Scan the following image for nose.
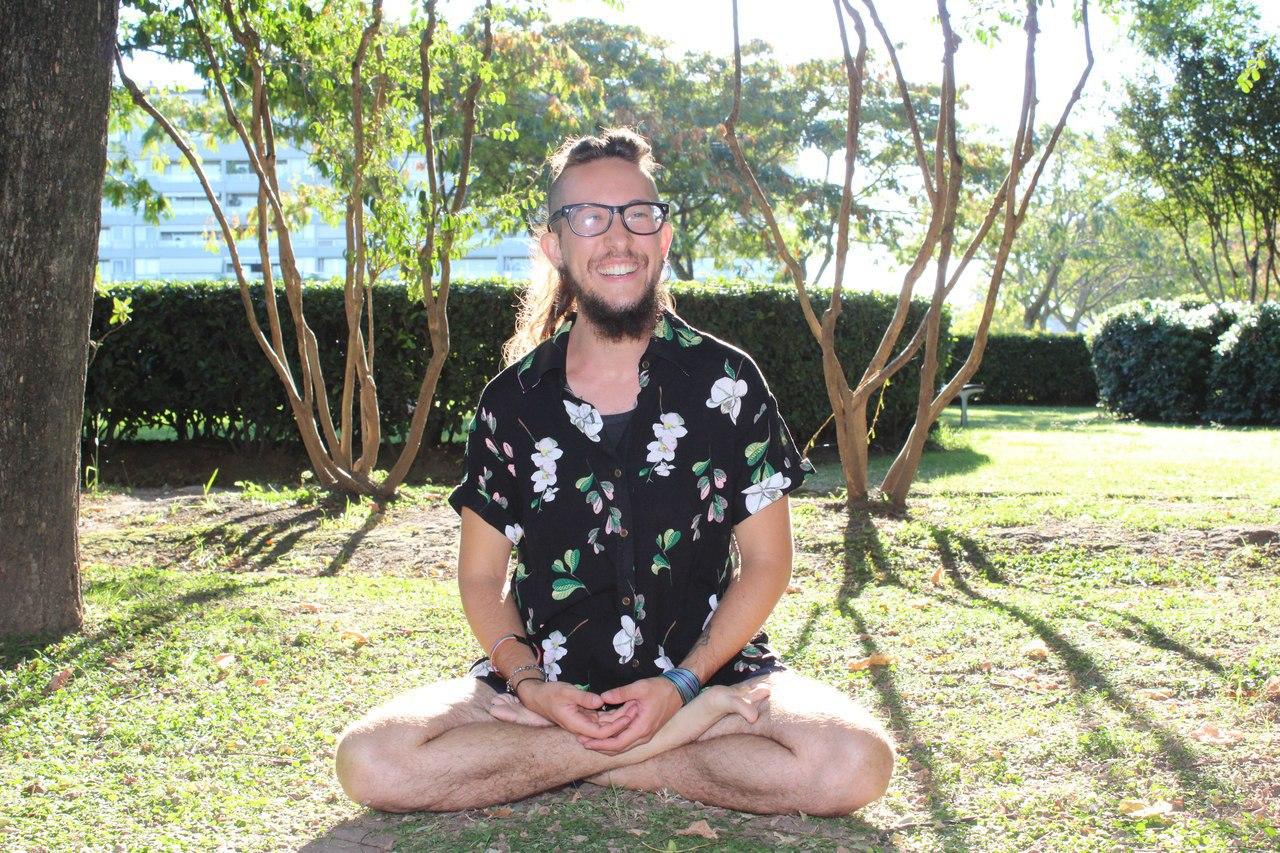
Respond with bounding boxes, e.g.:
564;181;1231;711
600;211;632;247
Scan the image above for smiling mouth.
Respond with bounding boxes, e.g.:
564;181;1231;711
596;259;641;277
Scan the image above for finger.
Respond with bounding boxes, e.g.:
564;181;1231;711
596;700;638;724
579;725;652;754
570;690;606;710
559;705;634;739
598;685;633;704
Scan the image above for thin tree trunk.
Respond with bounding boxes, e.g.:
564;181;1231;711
0;0;119;638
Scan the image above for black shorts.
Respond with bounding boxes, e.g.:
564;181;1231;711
471;656;787;697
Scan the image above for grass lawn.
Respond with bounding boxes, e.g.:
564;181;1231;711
3;406;1278;851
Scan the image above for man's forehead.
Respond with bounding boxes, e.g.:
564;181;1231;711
552;158;660;206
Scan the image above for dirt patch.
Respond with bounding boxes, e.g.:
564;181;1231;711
986;521;1280;562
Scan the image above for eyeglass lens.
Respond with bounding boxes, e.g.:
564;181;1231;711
567;203;665;236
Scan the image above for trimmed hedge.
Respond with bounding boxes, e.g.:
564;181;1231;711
1090;299;1244;423
87;280;950;452
1205;303;1280;425
950;333;1096;405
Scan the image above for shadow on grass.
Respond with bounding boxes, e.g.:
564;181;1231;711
834;514;970;847
196;506;328;570
319;511;386;576
1091;605;1226;677
929;525;1229;797
0;571;285;728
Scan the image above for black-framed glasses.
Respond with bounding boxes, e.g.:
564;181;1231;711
548;201;670;237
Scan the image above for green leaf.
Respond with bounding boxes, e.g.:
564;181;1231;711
575;473;595;492
745;440;768;466
551;578;586;600
662;529;681;551
565;548;580;571
692;458;710;475
551;559;566;574
651;553;670;573
724;359;736;380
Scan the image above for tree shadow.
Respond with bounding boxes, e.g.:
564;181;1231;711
837;510;900;609
196;507;328;571
844;601;971;849
787;601;826;660
319;511;386;577
929;525;1228;797
0;573;284;728
1090;605;1226;677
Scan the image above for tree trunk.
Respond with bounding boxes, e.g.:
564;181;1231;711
0;0;119;638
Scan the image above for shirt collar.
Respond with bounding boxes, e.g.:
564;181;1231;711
516;306;697;394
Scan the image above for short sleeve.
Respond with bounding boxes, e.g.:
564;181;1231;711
728;355;813;527
447;387;523;545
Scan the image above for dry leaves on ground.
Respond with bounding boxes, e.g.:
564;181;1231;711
1135;687;1174;700
1263;675;1280;702
339;627;370;646
848;653;896;671
675;819;718;840
930;565;946;586
1020;638;1050;661
1187;723;1244;745
213;653;236;670
1118;799;1173;819
44;667;73;695
992;668;1065;694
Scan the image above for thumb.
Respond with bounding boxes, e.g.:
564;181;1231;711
573;690;605;709
599;684;633;704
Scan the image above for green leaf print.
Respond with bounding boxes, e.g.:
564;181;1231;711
724;358;736;380
655;315;672;340
692;458;710;476
745;439;768;466
661;529;681;551
575;473;595;492
551;578;586;600
551;558;567;574
651;553;670;574
565;548;580;571
675;327;702;347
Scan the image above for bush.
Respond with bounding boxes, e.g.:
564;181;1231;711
1090;299;1242;422
1204;303;1280;425
950;333;1096;405
87;280;949;453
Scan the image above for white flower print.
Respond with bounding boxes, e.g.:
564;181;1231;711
612;615;643;664
542;485;558;502
544;658;562;681
531;466;556;494
504;523;523;545
531;437;562;471
654;412;687;442
541;630;568;681
654;645;675;672
564;400;603;443
652;461;674;477
469;659;496;677
742;471;792;515
703;594;718;630
645;436;676;471
706;375;748;424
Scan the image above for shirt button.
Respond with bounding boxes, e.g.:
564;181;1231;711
631;660;640;668
622;596;632;606
641;359;649;369
620;528;628;538
613;467;623;478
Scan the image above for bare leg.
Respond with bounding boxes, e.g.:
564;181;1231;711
335;678;769;813
584;670;895;817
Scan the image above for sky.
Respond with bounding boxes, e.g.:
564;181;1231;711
125;0;1279;298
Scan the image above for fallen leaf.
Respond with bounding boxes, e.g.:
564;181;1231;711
848;653;895;671
22;780;46;795
300;602;324;613
1135;687;1174;701
1263;675;1280;702
785;584;801;594
908;598;932;610
626;829;646;837
675;819;718;840
977;661;994;673
929;565;946;586
1187;723;1243;745
1118;799;1173;819
339;628;370;646
1020;639;1049;661
44;667;72;695
213;653;237;670
253;677;268;687
484;806;514;818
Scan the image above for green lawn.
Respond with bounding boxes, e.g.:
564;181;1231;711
3;407;1278;850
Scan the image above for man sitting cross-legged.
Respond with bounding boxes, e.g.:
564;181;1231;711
334;128;895;816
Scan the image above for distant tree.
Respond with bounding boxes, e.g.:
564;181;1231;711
1118;0;1279;303
1;0;120;638
997;132;1187;330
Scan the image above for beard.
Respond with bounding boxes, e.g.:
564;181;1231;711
560;262;663;342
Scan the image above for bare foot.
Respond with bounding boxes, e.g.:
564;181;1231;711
488;692;553;727
698;681;772;725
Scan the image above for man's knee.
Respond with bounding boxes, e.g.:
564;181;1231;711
335;722;437;813
807;724;896;816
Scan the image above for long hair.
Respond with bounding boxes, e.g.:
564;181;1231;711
501;128;677;366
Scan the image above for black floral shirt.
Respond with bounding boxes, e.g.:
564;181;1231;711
447;307;814;693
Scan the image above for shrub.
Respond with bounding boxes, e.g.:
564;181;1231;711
87;280;949;453
1090;299;1242;422
951;333;1096;405
1205;303;1280;425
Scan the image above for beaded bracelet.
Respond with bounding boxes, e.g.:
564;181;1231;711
660;667;701;705
506;663;546;696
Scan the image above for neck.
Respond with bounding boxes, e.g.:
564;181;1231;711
565;311;653;380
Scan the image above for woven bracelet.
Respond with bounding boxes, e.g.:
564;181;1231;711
660;668;701;705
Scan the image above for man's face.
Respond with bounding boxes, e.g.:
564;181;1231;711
540;157;674;342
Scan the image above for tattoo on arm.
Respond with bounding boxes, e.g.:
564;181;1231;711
691;627;711;652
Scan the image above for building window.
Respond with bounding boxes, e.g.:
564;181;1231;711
225;160;252;175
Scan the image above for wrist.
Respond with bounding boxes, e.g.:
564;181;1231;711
513;674;546;704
